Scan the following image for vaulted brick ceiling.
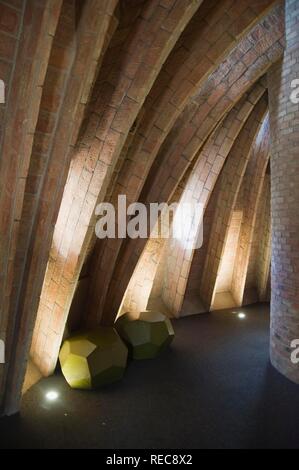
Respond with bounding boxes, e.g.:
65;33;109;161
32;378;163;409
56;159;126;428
1;0;297;417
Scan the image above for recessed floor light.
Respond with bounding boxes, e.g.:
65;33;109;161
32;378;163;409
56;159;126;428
45;391;59;401
238;313;246;320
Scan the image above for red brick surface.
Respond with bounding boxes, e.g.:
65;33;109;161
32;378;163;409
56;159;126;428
87;2;283;325
268;0;299;384
100;10;284;325
0;0;297;416
0;0;63;414
29;0;201;378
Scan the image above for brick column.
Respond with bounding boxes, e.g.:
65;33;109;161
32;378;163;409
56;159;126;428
268;0;299;383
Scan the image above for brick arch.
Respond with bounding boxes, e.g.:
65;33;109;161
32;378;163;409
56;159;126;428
242;173;271;305
99;17;284;325
268;0;299;384
230;115;270;307
0;0;63;416
120;171;188;316
199;96;268;310
122;81;266;316
159;85;268;316
86;1;283;323
0;0;118;416
30;0;202;378
121;91;271;318
177;103;270;316
183;154;270;313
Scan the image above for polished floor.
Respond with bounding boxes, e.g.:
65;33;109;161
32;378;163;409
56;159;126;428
1;303;299;449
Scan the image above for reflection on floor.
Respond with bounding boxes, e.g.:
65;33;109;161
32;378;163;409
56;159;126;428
1;303;299;449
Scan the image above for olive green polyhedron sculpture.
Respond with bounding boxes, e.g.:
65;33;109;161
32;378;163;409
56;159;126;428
115;311;175;360
59;327;128;390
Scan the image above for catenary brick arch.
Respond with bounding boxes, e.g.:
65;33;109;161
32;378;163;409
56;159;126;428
199;103;268;311
0;0;63;415
1;0;295;419
123;82;267;316
30;0;202;378
159;88;269;315
230;115;270;307
243;173;271;305
99;13;284;326
169;107;270;316
86;1;283;324
268;0;299;384
0;0;119;416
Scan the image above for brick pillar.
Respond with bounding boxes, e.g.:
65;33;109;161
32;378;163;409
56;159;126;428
268;0;299;383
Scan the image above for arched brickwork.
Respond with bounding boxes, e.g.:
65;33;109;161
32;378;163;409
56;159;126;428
243;173;271;305
28;0;119;378
0;0;63;415
199;96;268;310
0;0;118;416
121;85;263;316
177;82;266;306
0;0;295;417
183;139;271;313
99;13;284;325
86;0;282;323
121;176;186;316
30;0;202;378
268;0;299;384
231;115;270;306
159;85;268;316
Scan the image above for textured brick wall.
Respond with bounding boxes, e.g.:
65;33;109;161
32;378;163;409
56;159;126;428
231;115;270;305
214;210;243;297
243;174;271;305
125;90;272;317
0;0;26;409
122;178;185;316
0;0;22;144
86;0;281;323
256;175;272;302
100;9;284;325
160;83;267;316
0;0;63;416
31;0;201;376
29;0;119;378
268;0;299;383
0;0;292;416
199;95;267;310
0;0;118;416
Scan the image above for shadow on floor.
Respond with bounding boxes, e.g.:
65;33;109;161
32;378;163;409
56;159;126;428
0;303;299;449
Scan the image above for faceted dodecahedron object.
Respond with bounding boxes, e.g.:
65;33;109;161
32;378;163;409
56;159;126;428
59;327;128;390
115;311;175;360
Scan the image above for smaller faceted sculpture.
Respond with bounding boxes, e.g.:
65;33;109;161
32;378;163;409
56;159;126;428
59;327;128;390
115;311;175;360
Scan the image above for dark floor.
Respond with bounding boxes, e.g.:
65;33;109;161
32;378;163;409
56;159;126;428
1;303;299;449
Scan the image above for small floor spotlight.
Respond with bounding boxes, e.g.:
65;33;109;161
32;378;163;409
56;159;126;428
238;313;246;320
45;391;59;401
